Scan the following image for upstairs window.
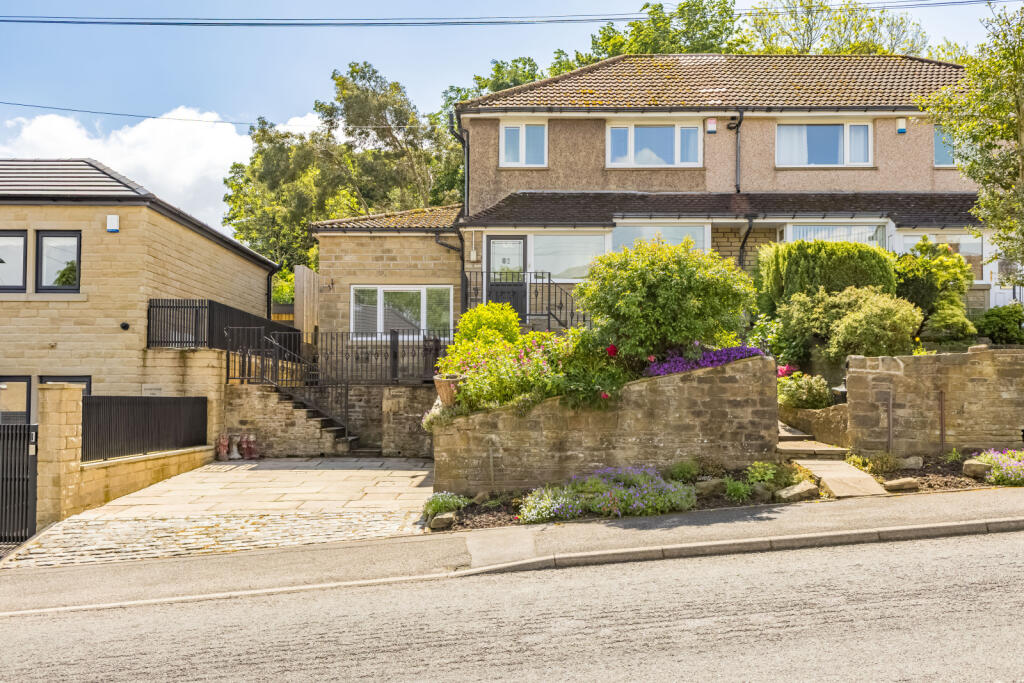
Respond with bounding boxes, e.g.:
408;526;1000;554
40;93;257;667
500;122;546;167
0;230;26;292
607;123;702;167
776;123;872;167
934;125;956;167
36;231;81;292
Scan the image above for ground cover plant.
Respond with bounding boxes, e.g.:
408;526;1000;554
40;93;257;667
976;449;1024;485
423;491;471;517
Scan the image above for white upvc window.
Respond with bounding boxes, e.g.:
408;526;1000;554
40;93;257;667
611;224;711;251
785;222;888;249
350;285;453;336
897;231;985;281
499;121;547;167
776;122;873;167
606;122;703;168
933;125;956;167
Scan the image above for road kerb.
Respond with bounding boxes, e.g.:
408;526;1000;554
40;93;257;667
662;538;772;558
985;518;1024;533
769;530;881;550
876;520;990;541
553;547;664;568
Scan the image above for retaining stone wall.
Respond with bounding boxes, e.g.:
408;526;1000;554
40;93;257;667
433;355;778;495
846;346;1024;456
223;385;350;457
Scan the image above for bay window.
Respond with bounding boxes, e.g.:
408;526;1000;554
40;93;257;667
351;285;452;335
533;234;606;280
607;123;702;167
500;122;547;167
0;230;26;292
776;123;872;167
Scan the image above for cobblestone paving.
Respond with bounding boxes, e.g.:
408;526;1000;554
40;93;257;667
2;458;432;568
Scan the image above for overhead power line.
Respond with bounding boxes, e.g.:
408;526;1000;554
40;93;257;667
0;0;1018;27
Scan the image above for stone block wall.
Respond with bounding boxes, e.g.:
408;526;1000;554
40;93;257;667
846;346;1024;457
433;355;778;495
711;226;778;271
36;383;214;527
223;384;350;457
778;404;850;448
381;386;437;457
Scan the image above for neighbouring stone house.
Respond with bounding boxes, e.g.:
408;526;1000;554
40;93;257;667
310;53;1017;334
0;158;278;429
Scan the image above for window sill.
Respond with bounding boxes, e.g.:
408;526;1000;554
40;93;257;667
605;165;704;170
498;165;548;170
934;165;958;170
0;292;88;302
775;166;877;170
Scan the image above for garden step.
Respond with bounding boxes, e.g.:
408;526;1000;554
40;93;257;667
349;447;383;458
792;459;887;499
777;440;849;459
778;421;810;442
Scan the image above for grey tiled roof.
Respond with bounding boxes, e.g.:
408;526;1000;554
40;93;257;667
312;204;462;232
457;54;964;112
464;192;980;228
0;159;151;197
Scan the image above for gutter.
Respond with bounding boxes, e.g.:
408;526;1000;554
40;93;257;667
457;105;922;115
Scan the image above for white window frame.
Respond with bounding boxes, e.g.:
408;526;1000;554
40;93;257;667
349;284;454;337
933;124;957;168
775;120;874;168
895;229;989;284
605;121;704;168
783;218;892;249
611;220;712;252
499;120;548;168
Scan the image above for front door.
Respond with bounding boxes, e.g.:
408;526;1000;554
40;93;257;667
487;236;527;322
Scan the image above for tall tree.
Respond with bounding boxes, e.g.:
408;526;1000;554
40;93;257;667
739;0;928;55
922;6;1024;285
442;57;546;110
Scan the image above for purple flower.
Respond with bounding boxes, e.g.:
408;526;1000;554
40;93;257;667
644;345;764;377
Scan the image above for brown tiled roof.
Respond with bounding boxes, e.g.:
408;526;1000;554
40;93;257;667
456;54;963;112
464;192;979;228
311;204;462;233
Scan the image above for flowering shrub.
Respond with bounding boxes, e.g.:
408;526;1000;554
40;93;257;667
423;492;471;517
645;345;764;377
518;487;586;523
777;372;832;409
976;449;1024;486
548;327;634;409
452;301;520;344
777;364;796;378
518;466;696;524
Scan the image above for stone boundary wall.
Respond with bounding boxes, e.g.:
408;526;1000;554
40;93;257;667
223;383;436;458
433;355;778;495
846;346;1024;457
37;383;214;527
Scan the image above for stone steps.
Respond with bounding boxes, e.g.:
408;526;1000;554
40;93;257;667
778;421;810;443
776;440;849;459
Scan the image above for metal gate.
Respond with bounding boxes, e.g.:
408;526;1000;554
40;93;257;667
1;424;37;542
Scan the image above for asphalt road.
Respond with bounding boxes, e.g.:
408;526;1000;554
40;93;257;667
3;532;1024;681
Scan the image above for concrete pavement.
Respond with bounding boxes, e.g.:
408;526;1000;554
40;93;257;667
2;531;1023;680
1;486;1022;614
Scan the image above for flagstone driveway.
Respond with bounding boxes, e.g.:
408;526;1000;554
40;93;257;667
2;458;433;569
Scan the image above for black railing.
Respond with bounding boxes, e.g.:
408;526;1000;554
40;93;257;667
82;396;208;462
463;271;589;329
148;299;298;351
0;424;37;542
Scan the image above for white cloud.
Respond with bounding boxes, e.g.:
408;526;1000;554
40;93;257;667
281;112;322;133
0;107;296;232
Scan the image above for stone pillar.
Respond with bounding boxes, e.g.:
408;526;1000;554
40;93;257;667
36;383;84;528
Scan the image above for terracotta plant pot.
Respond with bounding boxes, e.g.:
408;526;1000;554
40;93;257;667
433;374;464;407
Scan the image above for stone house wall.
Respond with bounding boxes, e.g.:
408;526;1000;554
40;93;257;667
433;355;778;495
0;202;270;421
845;346;1024;456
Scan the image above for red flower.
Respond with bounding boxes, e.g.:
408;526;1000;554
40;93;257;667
647;355;656;363
600;391;610;399
606;344;618;357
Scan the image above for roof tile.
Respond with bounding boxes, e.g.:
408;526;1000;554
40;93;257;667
312;204;462;232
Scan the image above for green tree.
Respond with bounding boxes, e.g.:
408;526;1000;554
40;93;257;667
921;6;1024;286
738;0;928;55
442;57;546;110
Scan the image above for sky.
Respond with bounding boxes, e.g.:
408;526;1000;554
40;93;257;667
0;0;1012;232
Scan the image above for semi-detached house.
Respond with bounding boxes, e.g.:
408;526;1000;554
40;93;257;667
312;53;1014;336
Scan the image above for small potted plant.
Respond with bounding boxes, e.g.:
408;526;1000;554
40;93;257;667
433;372;464;407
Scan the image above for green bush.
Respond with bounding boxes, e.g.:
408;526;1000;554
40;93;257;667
723;477;752;503
547;327;634;409
745;461;777;485
453;302;520;344
777;371;833;409
573;238;754;361
776;287;923;364
663;460;701;483
894;236;973;317
755;240;896;315
423;492;471;517
976;302;1024;344
919;296;977;342
826;292;923;360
